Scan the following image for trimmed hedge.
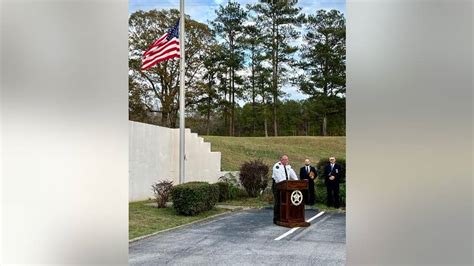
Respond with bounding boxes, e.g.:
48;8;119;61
171;181;219;216
228;184;248;200
217;182;230;202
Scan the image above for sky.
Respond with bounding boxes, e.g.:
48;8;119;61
129;0;345;101
129;0;345;24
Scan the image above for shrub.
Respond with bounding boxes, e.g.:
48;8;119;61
219;171;248;201
315;179;327;204
228;184;248;200
314;179;346;207
239;160;269;197
151;180;173;208
316;157;346;183
228;184;238;200
216;182;230;202
339;183;346;207
209;183;220;208
259;187;274;204
236;187;248;199
171;181;219;216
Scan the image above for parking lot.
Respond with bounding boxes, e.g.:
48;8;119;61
129;208;346;265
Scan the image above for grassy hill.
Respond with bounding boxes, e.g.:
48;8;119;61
202;136;346;171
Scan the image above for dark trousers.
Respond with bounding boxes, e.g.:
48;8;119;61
326;182;340;208
272;179;280;223
304;179;315;205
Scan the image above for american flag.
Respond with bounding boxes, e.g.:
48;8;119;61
141;19;180;71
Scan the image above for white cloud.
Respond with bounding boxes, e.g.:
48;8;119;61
283;84;308;101
299;0;345;16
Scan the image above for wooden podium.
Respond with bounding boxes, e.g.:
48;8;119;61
276;180;310;228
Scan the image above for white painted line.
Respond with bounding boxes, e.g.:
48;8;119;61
306;211;325;223
274;211;326;241
275;227;299;241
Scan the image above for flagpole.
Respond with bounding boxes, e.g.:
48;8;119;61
179;0;185;184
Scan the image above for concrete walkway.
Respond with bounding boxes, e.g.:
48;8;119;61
129;208;346;265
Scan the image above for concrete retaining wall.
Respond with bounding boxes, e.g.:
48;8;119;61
129;121;222;201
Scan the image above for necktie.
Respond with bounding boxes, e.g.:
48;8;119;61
307;166;310;174
284;165;288;180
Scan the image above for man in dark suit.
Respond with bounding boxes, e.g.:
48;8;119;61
299;159;317;205
324;156;343;208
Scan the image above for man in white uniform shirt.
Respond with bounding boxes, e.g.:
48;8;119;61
272;155;298;224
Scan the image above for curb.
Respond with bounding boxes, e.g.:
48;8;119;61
129;208;240;243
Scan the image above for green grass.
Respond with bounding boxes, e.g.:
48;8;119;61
314;203;342;212
218;197;272;208
129;201;228;240
202;136;345;171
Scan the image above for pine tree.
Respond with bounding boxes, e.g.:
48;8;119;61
211;1;247;136
248;0;305;136
299;9;346;136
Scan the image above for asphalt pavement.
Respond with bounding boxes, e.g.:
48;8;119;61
129;208;346;265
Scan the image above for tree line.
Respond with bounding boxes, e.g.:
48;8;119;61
129;0;346;136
